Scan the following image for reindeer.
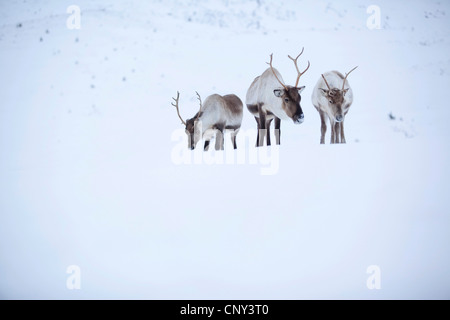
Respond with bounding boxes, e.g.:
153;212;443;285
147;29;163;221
171;92;243;150
246;48;310;147
311;67;358;144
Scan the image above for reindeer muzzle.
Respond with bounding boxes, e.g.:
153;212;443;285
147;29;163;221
335;115;344;123
294;113;304;124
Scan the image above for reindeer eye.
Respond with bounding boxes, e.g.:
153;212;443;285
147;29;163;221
284;98;289;102
329;100;333;104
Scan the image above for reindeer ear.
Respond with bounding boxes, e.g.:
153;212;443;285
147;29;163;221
343;88;350;96
273;89;283;97
296;86;305;94
319;88;329;96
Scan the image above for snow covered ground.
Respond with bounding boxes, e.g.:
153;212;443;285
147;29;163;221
0;0;449;299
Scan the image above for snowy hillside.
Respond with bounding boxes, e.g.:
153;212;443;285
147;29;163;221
0;0;449;299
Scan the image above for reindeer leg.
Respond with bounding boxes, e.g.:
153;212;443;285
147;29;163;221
330;118;335;144
266;119;273;146
255;117;260;147
274;117;281;145
319;111;327;144
215;128;224;151
231;129;239;149
258;104;267;147
340;121;346;144
204;140;210;151
334;122;340;144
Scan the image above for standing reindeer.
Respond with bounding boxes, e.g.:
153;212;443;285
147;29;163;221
246;48;310;147
171;92;243;150
311;67;358;144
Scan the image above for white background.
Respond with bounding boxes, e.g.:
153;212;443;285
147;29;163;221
0;0;449;299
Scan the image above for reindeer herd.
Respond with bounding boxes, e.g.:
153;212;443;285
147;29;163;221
171;48;357;149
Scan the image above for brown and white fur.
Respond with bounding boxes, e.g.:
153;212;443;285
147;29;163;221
172;92;243;150
311;67;357;144
246;51;309;147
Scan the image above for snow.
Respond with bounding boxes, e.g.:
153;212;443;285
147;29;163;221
0;0;449;299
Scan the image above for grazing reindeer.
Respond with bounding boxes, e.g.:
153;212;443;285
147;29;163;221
171;92;243;150
311;67;358;144
246;48;310;147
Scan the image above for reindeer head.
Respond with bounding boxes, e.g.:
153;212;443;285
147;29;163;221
171;91;203;150
267;49;310;124
320;67;358;123
185;115;202;150
274;86;305;123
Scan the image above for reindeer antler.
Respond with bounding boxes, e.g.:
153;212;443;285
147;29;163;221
288;47;310;87
341;66;358;91
266;54;288;90
195;91;203;121
171;91;186;125
321;74;332;91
